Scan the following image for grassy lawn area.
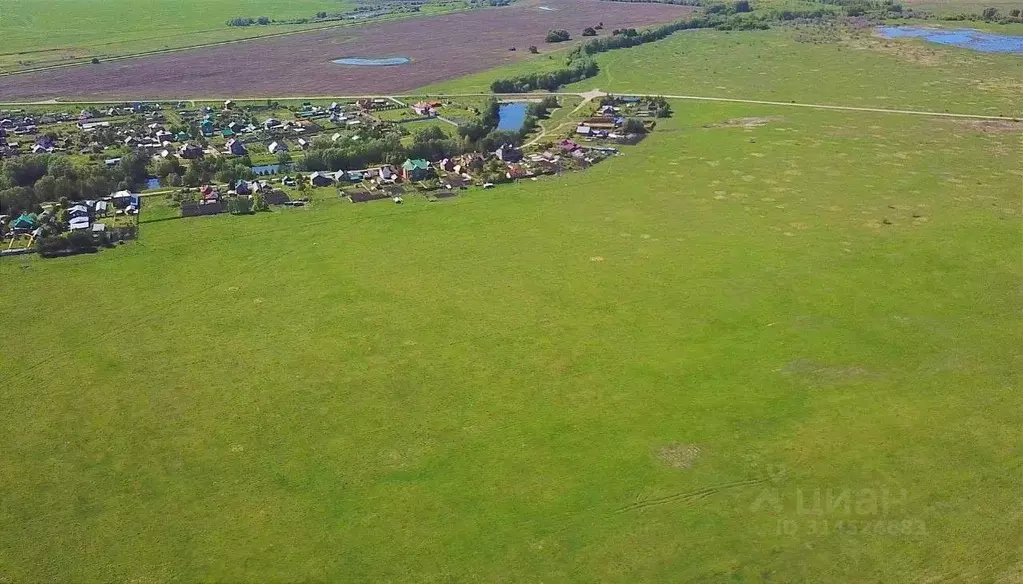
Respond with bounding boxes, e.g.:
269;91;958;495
566;27;1023;115
419;25;1022;116
1;98;1019;581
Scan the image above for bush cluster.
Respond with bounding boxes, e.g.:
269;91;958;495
226;16;271;26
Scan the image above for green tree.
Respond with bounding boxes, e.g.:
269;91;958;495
119;151;150;190
155;157;183;179
623;118;647;134
183;165;201;187
33;176;57;202
252;192;269;212
545;29;571;43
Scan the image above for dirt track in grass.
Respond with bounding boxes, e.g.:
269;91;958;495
0;0;691;101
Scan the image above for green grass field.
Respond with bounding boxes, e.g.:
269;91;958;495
419;26;1023;116
1;98;1020;580
3;6;1023;579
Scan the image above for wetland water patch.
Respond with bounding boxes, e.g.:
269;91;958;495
877;26;1023;53
333;57;411;66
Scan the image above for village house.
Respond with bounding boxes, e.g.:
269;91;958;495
506;163;536;181
225;138;247;156
583;115;618;130
458;153;487;173
79;121;111;131
179;143;204;159
401;158;430;181
268;141;287;154
309;171;334;187
495;144;523;163
67;204;90;219
377;166;396;183
412;101;441;116
200;185;220;201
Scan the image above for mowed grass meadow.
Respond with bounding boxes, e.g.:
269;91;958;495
1;102;1020;581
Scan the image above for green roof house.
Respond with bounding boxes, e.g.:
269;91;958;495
401;158;430;181
10;213;38;230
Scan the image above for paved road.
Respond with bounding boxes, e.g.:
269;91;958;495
3;90;1015;121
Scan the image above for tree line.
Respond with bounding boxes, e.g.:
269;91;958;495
489;59;599;93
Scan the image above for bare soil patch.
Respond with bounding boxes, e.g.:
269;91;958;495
657;443;701;469
704;117;782;129
962;119;1023;133
0;0;690;101
781;358;870;386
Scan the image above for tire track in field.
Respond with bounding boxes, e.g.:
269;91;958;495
616;478;766;513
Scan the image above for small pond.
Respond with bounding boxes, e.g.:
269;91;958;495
145;177;161;190
251;163;291;175
497;102;528;131
877;26;1023;54
333;57;410;66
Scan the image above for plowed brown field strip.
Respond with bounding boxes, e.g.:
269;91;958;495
0;0;691;101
